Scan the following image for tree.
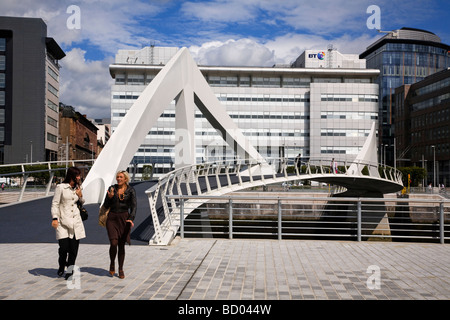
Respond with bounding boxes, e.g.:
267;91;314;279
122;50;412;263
398;166;426;187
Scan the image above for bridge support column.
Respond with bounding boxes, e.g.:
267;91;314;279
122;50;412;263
175;86;196;169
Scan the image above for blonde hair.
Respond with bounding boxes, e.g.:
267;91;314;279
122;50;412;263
116;170;130;185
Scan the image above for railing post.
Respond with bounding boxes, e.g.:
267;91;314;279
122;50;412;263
229;199;233;239
278;199;282;240
180;198;185;239
357;199;362;242
440;202;444;244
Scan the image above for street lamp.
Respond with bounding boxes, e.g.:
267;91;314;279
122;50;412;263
431;145;436;188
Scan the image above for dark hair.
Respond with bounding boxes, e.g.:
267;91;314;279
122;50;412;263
63;167;81;184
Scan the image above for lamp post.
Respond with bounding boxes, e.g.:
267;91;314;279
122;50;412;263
431;145;436;188
393;138;396;171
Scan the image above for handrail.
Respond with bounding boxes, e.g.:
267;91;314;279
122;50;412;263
166;194;449;204
0;159;94;203
145;156;404;245
167;194;448;244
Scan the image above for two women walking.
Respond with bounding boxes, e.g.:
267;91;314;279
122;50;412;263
51;168;136;279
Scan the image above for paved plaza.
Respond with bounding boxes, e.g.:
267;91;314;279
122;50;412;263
0;237;449;300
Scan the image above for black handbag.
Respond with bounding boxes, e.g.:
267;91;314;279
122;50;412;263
77;200;88;221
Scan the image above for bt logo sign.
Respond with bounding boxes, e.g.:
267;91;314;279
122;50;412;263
308;51;326;60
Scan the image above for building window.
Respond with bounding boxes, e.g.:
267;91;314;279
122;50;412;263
48;83;58;97
47;132;57;143
47;100;58;112
47;66;58;81
47;116;58;128
0;56;5;71
115;74;126;84
127;74;144;85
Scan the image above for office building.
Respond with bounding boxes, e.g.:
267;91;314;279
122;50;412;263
0;16;65;164
360;27;450;167
110;46;380;178
395;68;450;186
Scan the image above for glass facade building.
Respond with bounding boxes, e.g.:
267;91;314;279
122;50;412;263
395;68;450;186
110;47;380;179
360;27;450;167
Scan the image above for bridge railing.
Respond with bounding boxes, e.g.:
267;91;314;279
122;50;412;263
168;194;450;244
145;156;403;245
0;160;93;203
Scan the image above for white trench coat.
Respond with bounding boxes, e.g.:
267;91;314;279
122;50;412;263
51;183;86;240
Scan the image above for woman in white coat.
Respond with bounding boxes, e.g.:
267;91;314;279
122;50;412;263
51;167;86;278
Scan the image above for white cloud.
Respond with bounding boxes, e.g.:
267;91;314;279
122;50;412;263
190;39;275;66
2;0;164;56
59;49;113;119
181;0;257;23
180;0;372;34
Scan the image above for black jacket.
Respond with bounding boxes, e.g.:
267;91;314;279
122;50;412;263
103;184;137;221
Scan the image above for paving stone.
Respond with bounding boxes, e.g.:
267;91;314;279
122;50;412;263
0;238;449;300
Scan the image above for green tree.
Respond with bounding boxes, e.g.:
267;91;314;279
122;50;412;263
398;166;427;187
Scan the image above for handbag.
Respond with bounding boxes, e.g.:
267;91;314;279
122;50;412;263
98;204;110;227
77;200;88;221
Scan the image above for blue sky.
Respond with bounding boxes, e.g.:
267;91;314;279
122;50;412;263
2;0;449;118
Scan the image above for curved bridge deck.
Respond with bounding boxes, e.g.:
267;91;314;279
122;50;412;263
132;158;403;245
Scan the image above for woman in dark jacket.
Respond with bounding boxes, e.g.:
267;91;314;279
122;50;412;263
103;170;136;279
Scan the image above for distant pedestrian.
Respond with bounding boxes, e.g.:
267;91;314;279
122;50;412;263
103;170;137;279
51;167;86;279
331;158;338;174
295;153;301;171
1;183;4;191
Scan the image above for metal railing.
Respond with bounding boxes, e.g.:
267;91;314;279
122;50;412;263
145;156;404;245
0;160;93;203
170;194;450;244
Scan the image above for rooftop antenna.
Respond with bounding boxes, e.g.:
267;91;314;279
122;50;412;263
377;29;399;38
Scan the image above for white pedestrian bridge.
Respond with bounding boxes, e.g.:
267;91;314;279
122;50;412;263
73;47;404;245
144;156;403;245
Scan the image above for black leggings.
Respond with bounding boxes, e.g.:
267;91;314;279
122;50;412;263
58;237;79;269
109;239;126;270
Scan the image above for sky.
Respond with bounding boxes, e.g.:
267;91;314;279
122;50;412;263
2;0;450;119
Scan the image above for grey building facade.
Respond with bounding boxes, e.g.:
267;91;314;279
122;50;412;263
0;16;65;164
110;46;379;179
